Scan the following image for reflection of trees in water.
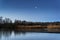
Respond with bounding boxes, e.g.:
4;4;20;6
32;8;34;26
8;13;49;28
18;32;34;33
0;31;3;39
3;31;12;37
14;31;26;35
0;31;12;38
0;30;26;38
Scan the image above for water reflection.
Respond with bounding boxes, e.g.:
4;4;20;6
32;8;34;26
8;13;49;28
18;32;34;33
0;31;11;38
14;31;26;35
0;30;60;40
0;30;27;40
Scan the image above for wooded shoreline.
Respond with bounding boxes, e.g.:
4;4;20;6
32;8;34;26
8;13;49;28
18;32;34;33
0;22;60;32
0;17;60;32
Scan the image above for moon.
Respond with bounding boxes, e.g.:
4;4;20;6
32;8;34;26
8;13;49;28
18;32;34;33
35;6;38;8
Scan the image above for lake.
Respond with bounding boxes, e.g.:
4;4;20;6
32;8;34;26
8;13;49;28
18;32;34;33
0;31;60;40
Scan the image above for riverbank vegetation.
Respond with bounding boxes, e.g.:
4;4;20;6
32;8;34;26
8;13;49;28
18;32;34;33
0;16;60;32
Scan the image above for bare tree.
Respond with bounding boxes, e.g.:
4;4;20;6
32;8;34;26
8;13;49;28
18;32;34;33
3;18;12;23
0;16;3;24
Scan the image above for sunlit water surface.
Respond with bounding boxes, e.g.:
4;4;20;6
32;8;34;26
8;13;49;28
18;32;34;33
0;31;60;40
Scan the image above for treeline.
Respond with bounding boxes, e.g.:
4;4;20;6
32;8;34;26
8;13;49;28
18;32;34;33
0;16;60;30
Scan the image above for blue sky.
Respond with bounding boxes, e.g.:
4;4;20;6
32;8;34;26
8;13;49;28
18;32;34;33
0;0;60;22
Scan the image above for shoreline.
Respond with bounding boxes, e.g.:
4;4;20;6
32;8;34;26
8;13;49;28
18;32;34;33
0;28;60;33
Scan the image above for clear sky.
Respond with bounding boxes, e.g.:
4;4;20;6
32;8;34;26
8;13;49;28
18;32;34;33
0;0;60;22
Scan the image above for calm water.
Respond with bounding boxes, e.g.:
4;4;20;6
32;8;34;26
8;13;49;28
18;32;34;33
0;31;60;40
